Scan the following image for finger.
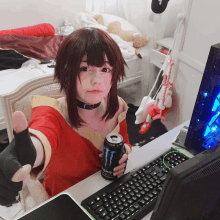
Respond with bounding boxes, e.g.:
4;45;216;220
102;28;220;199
114;170;125;178
99;153;103;157
22;173;31;189
11;164;31;182
12;112;37;167
118;154;128;164
114;163;126;172
12;111;28;134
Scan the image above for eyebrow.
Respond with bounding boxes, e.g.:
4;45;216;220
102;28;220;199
81;60;109;63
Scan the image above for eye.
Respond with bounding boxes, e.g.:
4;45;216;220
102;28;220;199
102;67;111;73
80;67;89;72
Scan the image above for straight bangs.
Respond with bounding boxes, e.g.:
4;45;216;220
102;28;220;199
54;27;127;129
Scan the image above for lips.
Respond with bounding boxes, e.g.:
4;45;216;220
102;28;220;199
88;90;102;92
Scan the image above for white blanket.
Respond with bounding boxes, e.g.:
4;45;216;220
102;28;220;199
75;13;136;60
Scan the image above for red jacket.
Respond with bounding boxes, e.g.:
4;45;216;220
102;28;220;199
28;95;132;198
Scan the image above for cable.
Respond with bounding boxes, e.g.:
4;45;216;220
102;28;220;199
162;147;190;169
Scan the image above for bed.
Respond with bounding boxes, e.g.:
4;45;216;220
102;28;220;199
0;12;150;131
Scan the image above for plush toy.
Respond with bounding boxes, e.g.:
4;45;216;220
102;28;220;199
93;14;148;58
138;57;174;134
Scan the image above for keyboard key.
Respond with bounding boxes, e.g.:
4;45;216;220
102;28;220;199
124;210;131;216
88;200;95;206
148;193;154;198
144;196;150;202
91;201;103;210
128;180;134;185
96;196;101;201
107;207;113;212
109;212;115;218
124;202;129;208
136;193;142;198
104;203;110;208
119;213;126;219
160;175;167;182
117;200;122;206
104;215;111;220
118;193;123;198
130;192;135;197
111;191;117;196
152;190;158;196
103;197;108;203
95;206;105;214
121;197;126;203
99;210;108;218
109;199;114;205
107;194;112;199
134;189;139;194
138;199;146;206
133;203;140;210
116;188;121;193
129;207;135;213
113;196;119;202
144;187;150;192
120;185;126;190
122;190;127;196
114;209;120;214
125;194;131;200
157;173;163;177
128;199;133;204
140;190;146;195
112;204;117;209
126;188;132;193
132;196;137;201
118;205;124;211
125;183;130;188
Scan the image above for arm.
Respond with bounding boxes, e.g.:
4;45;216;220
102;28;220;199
31;135;45;168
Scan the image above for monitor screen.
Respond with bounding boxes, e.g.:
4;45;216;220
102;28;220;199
185;43;220;154
150;144;220;220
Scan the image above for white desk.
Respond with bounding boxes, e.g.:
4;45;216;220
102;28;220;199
62;120;192;220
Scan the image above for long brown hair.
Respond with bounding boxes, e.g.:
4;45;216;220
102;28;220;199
54;27;127;129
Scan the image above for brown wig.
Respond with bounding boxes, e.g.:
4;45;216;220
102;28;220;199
54;27;127;129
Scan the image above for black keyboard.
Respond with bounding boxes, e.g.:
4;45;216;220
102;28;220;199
81;149;189;220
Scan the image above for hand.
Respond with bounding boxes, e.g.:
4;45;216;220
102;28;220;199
114;154;128;178
99;152;128;178
0;111;37;206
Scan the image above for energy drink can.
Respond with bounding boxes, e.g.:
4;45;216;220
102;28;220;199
101;133;126;180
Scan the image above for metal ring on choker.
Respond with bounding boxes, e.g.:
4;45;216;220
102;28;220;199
77;99;101;110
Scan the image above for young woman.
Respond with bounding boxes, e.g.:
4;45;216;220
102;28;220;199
0;27;132;205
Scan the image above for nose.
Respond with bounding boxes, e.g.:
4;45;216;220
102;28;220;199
90;67;104;84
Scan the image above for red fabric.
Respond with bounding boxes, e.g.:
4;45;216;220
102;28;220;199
0;23;55;37
29;106;131;198
0;34;65;61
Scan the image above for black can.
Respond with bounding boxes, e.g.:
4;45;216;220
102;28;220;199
101;133;125;180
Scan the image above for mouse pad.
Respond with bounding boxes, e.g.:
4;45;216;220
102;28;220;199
17;193;95;220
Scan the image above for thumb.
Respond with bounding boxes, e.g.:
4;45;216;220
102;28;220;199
11;164;31;182
12;111;28;134
12;111;37;167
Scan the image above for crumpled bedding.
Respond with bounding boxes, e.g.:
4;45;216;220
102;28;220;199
74;12;136;60
0;34;66;63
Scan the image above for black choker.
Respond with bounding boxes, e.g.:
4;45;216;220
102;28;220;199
77;99;101;110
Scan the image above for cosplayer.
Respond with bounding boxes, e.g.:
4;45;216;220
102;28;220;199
0;27;132;206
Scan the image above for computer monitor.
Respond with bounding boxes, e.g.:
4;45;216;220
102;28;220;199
150;43;220;220
150;144;220;220
184;43;220;154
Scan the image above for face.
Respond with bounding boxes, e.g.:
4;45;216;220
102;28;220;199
76;55;113;104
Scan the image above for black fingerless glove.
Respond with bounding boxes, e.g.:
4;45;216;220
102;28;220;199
0;127;37;206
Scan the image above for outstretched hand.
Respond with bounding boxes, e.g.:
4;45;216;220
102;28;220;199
0;111;36;206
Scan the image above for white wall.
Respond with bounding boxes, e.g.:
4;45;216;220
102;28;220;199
0;0;86;30
164;0;220;130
